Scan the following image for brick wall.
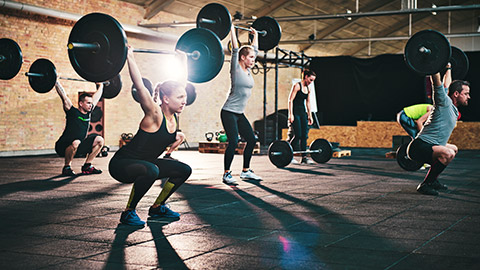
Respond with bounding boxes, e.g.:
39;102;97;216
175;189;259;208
0;0;298;153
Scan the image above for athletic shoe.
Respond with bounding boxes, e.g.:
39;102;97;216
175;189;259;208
416;183;439;196
222;171;238;185
301;157;315;165
120;210;145;226
148;204;180;218
291;158;299;164
431;180;448;191
82;165;102;174
240;169;262;180
62;166;76;176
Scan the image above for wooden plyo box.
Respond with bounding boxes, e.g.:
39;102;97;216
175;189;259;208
198;141;260;154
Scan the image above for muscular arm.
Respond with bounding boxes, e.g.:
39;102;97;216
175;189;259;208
443;63;452;89
127;45;157;114
55;81;73;112
165;132;185;156
91;83;104;108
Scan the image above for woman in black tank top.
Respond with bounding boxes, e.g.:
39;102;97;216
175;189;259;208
109;45;192;226
287;69;317;164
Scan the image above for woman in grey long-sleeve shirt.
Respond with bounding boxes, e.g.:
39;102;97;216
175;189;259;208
220;24;262;185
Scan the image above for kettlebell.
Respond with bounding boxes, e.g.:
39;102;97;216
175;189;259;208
215;130;227;142
205;132;214;142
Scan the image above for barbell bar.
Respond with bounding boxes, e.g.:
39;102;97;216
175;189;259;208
67;13;224;83
268;139;333;168
25;58;122;99
196;3;281;51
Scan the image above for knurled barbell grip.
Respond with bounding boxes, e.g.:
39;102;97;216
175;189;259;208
67;42;101;51
234;26;267;37
271;149;323;156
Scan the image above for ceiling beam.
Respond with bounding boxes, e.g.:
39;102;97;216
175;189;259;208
299;0;396;52
346;13;430;56
144;0;175;20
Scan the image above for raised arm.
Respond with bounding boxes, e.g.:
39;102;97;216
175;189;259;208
250;27;258;49
443;63;452;89
91;83;104;108
230;24;238;50
126;44;157;114
55;80;73;112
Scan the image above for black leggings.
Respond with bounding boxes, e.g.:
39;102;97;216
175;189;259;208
290;107;309;156
220;110;256;171
109;156;191;209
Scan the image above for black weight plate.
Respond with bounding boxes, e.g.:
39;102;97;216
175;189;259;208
250;16;282;51
102;74;122;99
28;58;57;93
91;106;103;123
396;143;423;171
185;83;196;106
268;140;293;168
450;46;469;80
196;3;231;41
310;139;333;164
0;38;23;80
131;77;153;103
404;29;451;76
176;28;224;83
68;13;127;82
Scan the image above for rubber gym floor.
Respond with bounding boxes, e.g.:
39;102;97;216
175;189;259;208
1;148;479;269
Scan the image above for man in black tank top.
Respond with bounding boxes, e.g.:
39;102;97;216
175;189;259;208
287;69;317;164
54;80;105;176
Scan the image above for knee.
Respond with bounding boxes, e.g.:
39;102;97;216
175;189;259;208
180;163;192;180
71;140;81;149
95;136;105;146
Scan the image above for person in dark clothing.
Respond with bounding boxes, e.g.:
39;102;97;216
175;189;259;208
54;80;104;176
288;69;316;164
109;45;191;226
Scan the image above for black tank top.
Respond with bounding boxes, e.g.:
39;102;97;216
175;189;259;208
115;113;177;161
58;107;90;143
292;82;309;110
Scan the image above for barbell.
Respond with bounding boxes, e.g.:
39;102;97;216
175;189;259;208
196;3;282;51
25;58;122;99
396;143;423;171
67;12;224;84
0;38;23;80
404;29;469;78
131;77;197;106
268;139;333;168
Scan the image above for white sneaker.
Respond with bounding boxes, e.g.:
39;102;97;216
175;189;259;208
291;158;299;164
240;169;262;180
222;171;238;185
301;157;315;165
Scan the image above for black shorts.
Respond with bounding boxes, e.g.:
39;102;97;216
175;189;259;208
407;138;435;165
55;134;99;157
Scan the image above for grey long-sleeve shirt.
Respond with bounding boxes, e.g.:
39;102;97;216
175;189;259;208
222;46;258;114
417;85;458;146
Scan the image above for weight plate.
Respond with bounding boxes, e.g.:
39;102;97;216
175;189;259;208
404;29;451;76
268;140;293;168
250;16;282;51
196;3;232;41
131;77;153;103
450;46;469;80
91;106;103;123
102;74;122;99
0;38;23;80
28;58;57;94
185;83;196;106
68;13;127;82
176;28;224;83
396;143;423;171
309;139;333;164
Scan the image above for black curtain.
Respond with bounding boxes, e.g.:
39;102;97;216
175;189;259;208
310;52;480;125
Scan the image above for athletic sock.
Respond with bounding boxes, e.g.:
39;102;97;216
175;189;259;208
422;160;447;184
154;181;176;206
